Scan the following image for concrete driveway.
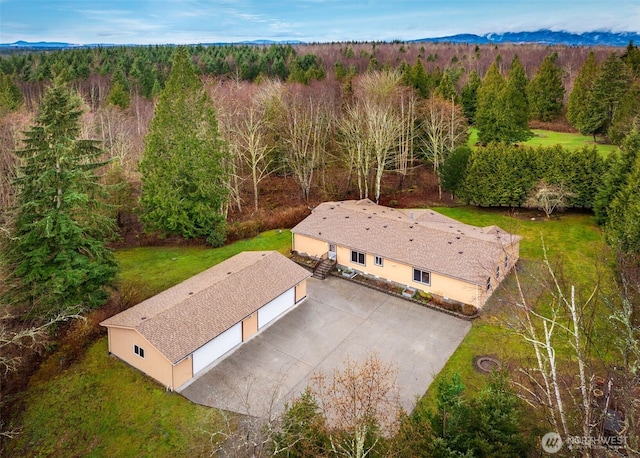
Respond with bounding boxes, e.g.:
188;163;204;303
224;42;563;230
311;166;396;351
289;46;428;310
180;276;471;417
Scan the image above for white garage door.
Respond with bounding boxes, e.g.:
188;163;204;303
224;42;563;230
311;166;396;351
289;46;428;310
258;288;295;329
192;322;242;374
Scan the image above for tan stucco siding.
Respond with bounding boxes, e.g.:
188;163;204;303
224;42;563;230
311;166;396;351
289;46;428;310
295;281;307;302
106;327;173;388
333;245;480;306
172;356;193;389
293;234;328;258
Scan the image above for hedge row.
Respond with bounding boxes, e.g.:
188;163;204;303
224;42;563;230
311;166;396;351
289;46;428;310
458;143;605;208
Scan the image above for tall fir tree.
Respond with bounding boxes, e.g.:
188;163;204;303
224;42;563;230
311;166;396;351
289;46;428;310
567;51;599;133
461;70;481;124
434;71;459;103
0;71;23;116
528;52;565;122
476;56;531;144
1;78;117;319
503;54;532;142
475;62;505;144
589;52;632;140
139;47;229;245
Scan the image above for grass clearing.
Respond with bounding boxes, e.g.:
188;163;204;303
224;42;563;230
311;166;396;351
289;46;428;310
418;207;617;411
115;229;291;300
8;338;220;457
467;127;618;156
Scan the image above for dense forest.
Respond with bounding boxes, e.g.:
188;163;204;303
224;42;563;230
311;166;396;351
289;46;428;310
2;40;640;455
1;41;638;225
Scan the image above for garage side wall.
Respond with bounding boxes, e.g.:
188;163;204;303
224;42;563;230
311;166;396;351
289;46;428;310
172;356;193;389
295;281;307;303
106;327;173;388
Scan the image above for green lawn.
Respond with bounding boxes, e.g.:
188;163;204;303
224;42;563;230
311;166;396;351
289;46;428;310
418;207;616;410
8;339;218;457
116;229;292;301
468;128;618;156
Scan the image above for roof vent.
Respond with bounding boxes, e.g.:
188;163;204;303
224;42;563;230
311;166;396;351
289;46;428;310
319;231;322;235
409;238;414;242
448;241;452;244
227;271;232;275
458;251;463;255
261;253;266;256
188;292;193;295
456;236;460;239
323;217;326;219
330;206;335;210
368;216;372;219
366;228;370;230
141;316;146;320
409;225;414;229
383;225;388;228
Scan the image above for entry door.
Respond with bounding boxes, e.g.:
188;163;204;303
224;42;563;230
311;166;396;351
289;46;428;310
329;243;337;260
242;313;258;341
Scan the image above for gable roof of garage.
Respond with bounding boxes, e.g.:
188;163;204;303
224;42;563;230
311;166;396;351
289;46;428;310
101;251;310;364
291;199;521;285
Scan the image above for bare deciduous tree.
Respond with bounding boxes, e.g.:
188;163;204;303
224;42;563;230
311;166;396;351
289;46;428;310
417;96;468;200
509;241;601;450
524;180;575;218
278;84;334;202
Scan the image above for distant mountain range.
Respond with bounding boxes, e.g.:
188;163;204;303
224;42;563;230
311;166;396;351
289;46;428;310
1;30;639;50
413;30;640;47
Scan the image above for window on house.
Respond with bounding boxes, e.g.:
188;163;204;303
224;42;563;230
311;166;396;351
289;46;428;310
413;268;430;285
351;250;365;265
496;265;500;279
134;344;145;358
374;256;383;267
486;277;491;291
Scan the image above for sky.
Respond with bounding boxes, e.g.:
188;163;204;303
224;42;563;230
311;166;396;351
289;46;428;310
1;0;639;45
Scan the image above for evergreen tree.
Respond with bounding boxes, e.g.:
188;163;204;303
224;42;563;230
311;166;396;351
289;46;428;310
567;51;598;133
606;150;640;254
139;47;229;245
502;54;532;142
528;52;565;121
106;69;130;108
0;71;23;115
1;78;117;319
475;62;505;144
590;52;632;140
461;70;481;124
476;56;531;144
440;145;472;199
434;71;459;103
595;129;640;225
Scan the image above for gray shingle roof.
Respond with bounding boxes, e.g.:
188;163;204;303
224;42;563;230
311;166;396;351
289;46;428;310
291;200;521;285
101;251;310;364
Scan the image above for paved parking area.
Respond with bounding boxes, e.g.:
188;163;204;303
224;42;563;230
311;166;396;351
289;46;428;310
180;276;471;417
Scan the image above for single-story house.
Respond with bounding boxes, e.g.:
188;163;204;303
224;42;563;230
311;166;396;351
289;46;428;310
100;251;311;390
291;199;521;310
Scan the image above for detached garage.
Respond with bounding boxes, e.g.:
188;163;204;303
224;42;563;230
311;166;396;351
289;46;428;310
100;251;310;390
